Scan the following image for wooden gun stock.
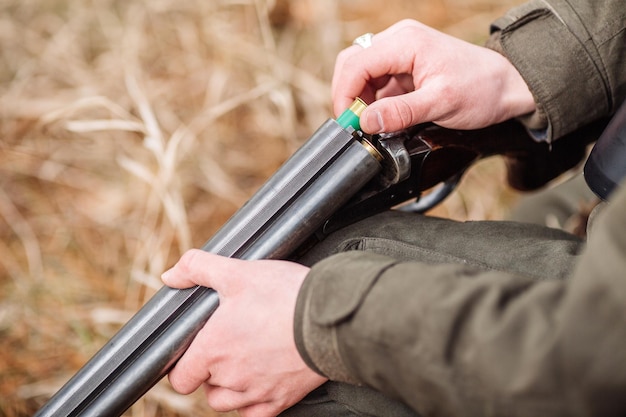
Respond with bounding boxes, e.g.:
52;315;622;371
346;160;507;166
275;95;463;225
417;118;606;191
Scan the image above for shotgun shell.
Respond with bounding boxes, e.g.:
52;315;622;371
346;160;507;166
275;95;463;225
336;98;367;131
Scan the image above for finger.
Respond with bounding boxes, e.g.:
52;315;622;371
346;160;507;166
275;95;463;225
331;46;369;115
332;43;418;119
204;385;288;417
374;74;415;100
203;383;258;413
332;29;400;116
161;249;246;291
332;20;425;115
360;87;443;133
168;366;207;395
237;402;284;417
167;322;216;394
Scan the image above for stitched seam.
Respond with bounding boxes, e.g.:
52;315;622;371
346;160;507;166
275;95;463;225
356;237;499;273
539;0;565;24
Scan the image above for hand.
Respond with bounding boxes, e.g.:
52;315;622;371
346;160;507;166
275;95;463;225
333;19;536;134
161;250;327;417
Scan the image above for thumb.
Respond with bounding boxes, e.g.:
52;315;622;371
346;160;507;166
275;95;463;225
360;92;433;134
161;249;239;291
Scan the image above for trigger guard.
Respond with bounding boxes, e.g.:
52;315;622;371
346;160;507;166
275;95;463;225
398;172;463;213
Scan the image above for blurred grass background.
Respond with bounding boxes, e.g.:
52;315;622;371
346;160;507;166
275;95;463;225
1;0;524;415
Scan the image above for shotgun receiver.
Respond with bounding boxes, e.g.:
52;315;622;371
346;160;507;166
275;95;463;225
34;99;603;416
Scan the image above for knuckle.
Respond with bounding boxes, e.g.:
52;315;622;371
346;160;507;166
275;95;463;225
336;47;352;61
395;19;422;36
392;18;419;31
168;372;195;395
177;248;203;274
381;98;417;130
396;99;416;126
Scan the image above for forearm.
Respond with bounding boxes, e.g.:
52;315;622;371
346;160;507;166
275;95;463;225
488;0;626;141
295;185;626;416
297;253;563;416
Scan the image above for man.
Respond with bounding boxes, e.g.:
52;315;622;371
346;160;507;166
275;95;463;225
162;0;626;415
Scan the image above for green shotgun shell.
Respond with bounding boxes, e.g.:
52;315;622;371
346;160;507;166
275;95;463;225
336;98;367;131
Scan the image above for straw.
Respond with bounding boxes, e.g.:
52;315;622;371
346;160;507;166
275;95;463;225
1;0;524;415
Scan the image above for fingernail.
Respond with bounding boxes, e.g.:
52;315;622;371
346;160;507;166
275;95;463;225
365;109;384;133
161;269;173;284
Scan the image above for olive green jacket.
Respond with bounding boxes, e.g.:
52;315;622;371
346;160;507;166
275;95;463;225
490;0;626;141
294;1;626;416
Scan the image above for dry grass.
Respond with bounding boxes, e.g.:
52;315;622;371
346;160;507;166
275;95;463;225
1;0;524;415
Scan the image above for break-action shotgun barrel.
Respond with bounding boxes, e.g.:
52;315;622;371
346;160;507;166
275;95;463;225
36;97;607;416
34;99;382;417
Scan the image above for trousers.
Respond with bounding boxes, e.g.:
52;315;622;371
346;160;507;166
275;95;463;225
280;174;595;417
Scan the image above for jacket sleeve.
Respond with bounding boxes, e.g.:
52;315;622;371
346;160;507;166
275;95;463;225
486;0;626;141
294;181;626;417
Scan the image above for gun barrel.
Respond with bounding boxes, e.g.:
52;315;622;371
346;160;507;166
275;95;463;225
35;116;381;416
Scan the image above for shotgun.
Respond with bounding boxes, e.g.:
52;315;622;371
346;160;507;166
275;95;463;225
34;99;604;416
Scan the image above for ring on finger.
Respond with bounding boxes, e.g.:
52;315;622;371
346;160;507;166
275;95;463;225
352;32;374;49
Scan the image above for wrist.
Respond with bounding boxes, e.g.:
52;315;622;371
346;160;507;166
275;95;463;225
491;49;537;120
